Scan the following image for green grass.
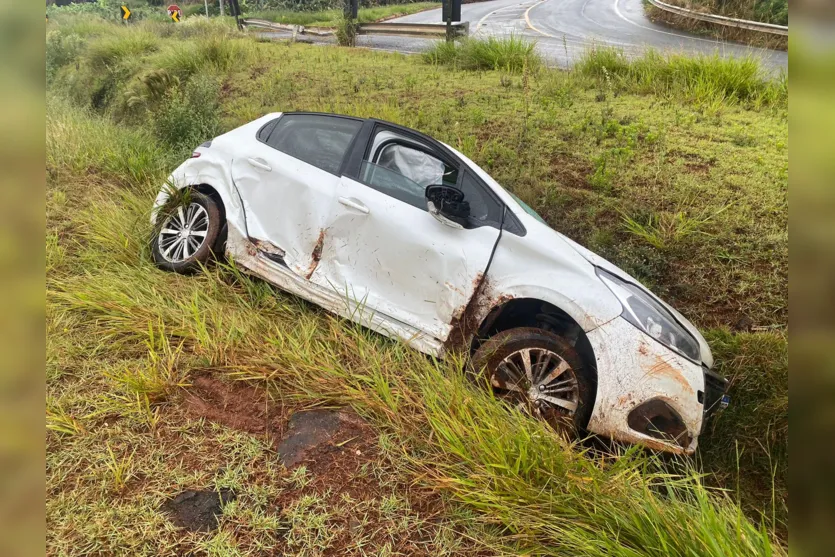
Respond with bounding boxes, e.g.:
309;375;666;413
424;35;542;73
47;16;788;555
577;47;787;108
250;3;441;28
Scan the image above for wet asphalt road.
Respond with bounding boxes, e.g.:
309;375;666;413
261;0;788;71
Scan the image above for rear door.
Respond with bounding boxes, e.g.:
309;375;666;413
311;123;504;341
230;113;363;278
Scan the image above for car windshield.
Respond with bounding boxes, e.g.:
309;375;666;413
509;193;547;225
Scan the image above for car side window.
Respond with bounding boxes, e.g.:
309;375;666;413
360;130;459;211
259;114;362;175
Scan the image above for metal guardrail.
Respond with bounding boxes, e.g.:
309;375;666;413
242;18;333;36
357;21;469;38
242;18;469;40
646;0;788;36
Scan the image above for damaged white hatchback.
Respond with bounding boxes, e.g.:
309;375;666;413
151;112;729;454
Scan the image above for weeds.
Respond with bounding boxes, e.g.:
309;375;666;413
424;36;542;73
577;47;787;108
335;13;357;47
46;402;86;436
621;207;728;250
104;444;136;492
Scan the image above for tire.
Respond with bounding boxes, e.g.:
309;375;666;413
151;191;222;274
471;327;594;433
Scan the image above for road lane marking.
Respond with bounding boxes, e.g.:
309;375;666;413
611;0;727;46
476;2;531;33
524;0;559;38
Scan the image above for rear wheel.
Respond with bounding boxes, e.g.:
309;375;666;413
471;327;594;433
151;192;222;274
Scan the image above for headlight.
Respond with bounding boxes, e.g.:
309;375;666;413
596;268;700;362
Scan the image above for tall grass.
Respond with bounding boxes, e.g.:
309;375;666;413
577;47;787;107
250;3;440;28
424;36;542;73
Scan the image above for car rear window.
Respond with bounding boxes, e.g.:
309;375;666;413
258;114;362;175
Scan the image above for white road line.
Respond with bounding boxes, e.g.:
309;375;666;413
475;2;530;34
611;0;725;46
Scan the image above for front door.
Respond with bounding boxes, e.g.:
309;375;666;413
312;124;503;342
230;113;363;278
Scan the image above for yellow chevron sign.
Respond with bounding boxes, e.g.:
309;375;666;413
168;5;182;22
121;5;131;20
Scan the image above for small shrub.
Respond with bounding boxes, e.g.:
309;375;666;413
118;68;181;122
335;14;357;47
46;30;85;82
152;74;222;155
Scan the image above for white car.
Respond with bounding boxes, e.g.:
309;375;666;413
151;112;728;454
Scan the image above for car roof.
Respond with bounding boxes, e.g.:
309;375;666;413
281;111;423;136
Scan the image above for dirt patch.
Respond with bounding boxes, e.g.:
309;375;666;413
549;153;594;190
162;489;235;532
277;409;373;468
667;149;717;175
182;375;289;437
180;375;380;482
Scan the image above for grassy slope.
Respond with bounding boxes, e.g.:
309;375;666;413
47;17;788;555
249;3;441;28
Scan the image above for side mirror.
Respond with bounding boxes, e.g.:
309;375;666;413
425;185;469;229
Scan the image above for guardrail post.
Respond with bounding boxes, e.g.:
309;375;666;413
443;0;462;43
344;0;358;20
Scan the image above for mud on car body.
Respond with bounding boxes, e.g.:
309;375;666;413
150;112;729;454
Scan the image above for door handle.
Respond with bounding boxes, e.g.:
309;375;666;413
247;157;271;172
338;197;369;214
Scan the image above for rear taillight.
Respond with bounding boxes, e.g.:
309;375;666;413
191;151;201;158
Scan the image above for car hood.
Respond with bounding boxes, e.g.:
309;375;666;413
556;233;714;369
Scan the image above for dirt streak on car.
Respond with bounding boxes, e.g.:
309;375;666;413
150;112;729;454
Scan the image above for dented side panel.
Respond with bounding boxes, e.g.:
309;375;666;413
311;176;500;341
225;224;446;356
585;317;705;454
229;143;339;280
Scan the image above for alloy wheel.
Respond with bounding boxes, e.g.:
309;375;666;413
490;347;581;420
157;203;210;263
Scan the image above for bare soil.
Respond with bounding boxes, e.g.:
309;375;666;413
162;488;236;532
174;374;462;553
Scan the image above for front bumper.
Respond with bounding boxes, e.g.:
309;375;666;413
585;317;709;454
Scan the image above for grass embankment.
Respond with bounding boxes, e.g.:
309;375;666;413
47;15;787;555
250;2;440;28
644;0;788;50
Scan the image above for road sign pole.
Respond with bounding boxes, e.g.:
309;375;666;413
343;0;357;20
444;0;452;43
228;0;243;30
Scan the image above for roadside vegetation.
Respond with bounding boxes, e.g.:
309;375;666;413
46;10;788;555
644;0;788;49
249;2;440;28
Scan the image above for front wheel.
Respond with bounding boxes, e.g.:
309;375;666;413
471;327;594;433
151;192;222;274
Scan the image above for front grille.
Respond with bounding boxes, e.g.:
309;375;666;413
701;366;728;432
